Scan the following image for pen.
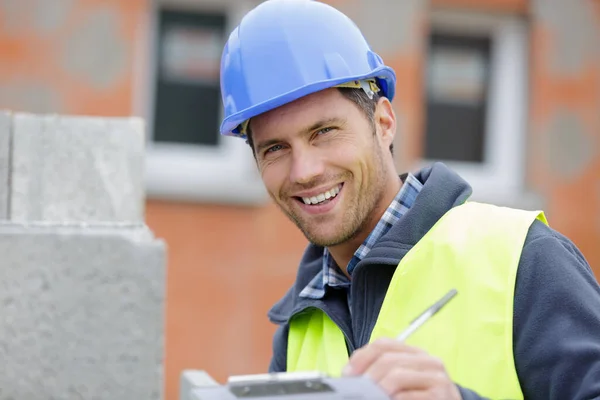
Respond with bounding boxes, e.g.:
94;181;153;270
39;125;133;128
396;288;458;342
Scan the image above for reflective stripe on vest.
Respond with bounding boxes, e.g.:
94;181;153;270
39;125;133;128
286;202;548;399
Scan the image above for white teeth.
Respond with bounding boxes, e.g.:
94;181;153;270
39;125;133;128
301;184;341;205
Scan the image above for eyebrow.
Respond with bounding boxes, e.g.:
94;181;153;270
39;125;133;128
255;117;346;154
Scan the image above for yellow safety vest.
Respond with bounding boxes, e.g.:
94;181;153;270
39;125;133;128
286;202;548;399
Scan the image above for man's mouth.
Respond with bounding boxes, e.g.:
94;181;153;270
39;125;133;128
295;184;343;206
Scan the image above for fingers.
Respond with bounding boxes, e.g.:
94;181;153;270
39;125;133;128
393;391;431;400
378;368;446;395
342;338;461;400
343;337;426;376
363;351;446;383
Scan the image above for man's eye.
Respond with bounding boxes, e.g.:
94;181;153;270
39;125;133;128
266;144;284;153
317;127;334;135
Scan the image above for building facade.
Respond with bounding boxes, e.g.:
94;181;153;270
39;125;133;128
1;0;599;399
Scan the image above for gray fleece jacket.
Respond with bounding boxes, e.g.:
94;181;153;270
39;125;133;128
267;162;600;399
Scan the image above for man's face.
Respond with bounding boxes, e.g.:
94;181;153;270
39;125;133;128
250;88;395;247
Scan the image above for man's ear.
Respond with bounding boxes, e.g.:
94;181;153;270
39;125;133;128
375;97;396;148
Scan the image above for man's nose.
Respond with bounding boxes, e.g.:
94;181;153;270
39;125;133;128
289;147;324;185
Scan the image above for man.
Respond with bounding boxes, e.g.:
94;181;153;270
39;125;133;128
218;1;600;399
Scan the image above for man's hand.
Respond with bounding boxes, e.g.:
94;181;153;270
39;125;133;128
342;338;462;400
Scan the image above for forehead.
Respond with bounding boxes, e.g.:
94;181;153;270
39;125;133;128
250;88;358;138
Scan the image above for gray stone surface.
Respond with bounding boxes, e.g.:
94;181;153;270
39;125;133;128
335;0;426;55
0;224;165;400
533;0;599;75
0;111;11;220
33;0;73;34
62;6;127;90
10;113;145;223
544;109;597;179
0;83;64;114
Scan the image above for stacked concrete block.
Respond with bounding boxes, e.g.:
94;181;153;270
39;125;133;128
0;111;10;220
0;111;165;400
9;113;146;223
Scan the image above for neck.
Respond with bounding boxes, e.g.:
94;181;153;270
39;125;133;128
328;174;402;278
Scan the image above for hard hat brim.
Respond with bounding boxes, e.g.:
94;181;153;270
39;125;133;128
219;66;396;138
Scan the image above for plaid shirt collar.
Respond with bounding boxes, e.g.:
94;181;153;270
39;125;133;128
299;173;423;299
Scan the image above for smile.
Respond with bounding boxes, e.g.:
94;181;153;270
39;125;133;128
300;184;342;205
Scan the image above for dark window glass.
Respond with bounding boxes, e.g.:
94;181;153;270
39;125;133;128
153;9;226;146
424;32;492;163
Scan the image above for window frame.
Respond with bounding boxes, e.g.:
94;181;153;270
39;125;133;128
133;0;267;205
419;9;531;205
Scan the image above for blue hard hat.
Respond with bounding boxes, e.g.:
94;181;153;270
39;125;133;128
219;0;397;138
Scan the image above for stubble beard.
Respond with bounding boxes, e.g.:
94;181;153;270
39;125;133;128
281;142;388;248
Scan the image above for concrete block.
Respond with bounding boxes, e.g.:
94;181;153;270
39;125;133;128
180;370;219;400
0;111;11;220
10;113;146;223
0;225;165;400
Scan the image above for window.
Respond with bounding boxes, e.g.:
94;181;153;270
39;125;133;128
420;10;536;207
136;1;267;205
153;9;225;147
425;32;491;163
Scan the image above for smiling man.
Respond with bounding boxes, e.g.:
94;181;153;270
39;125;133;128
217;1;600;399
250;87;400;269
